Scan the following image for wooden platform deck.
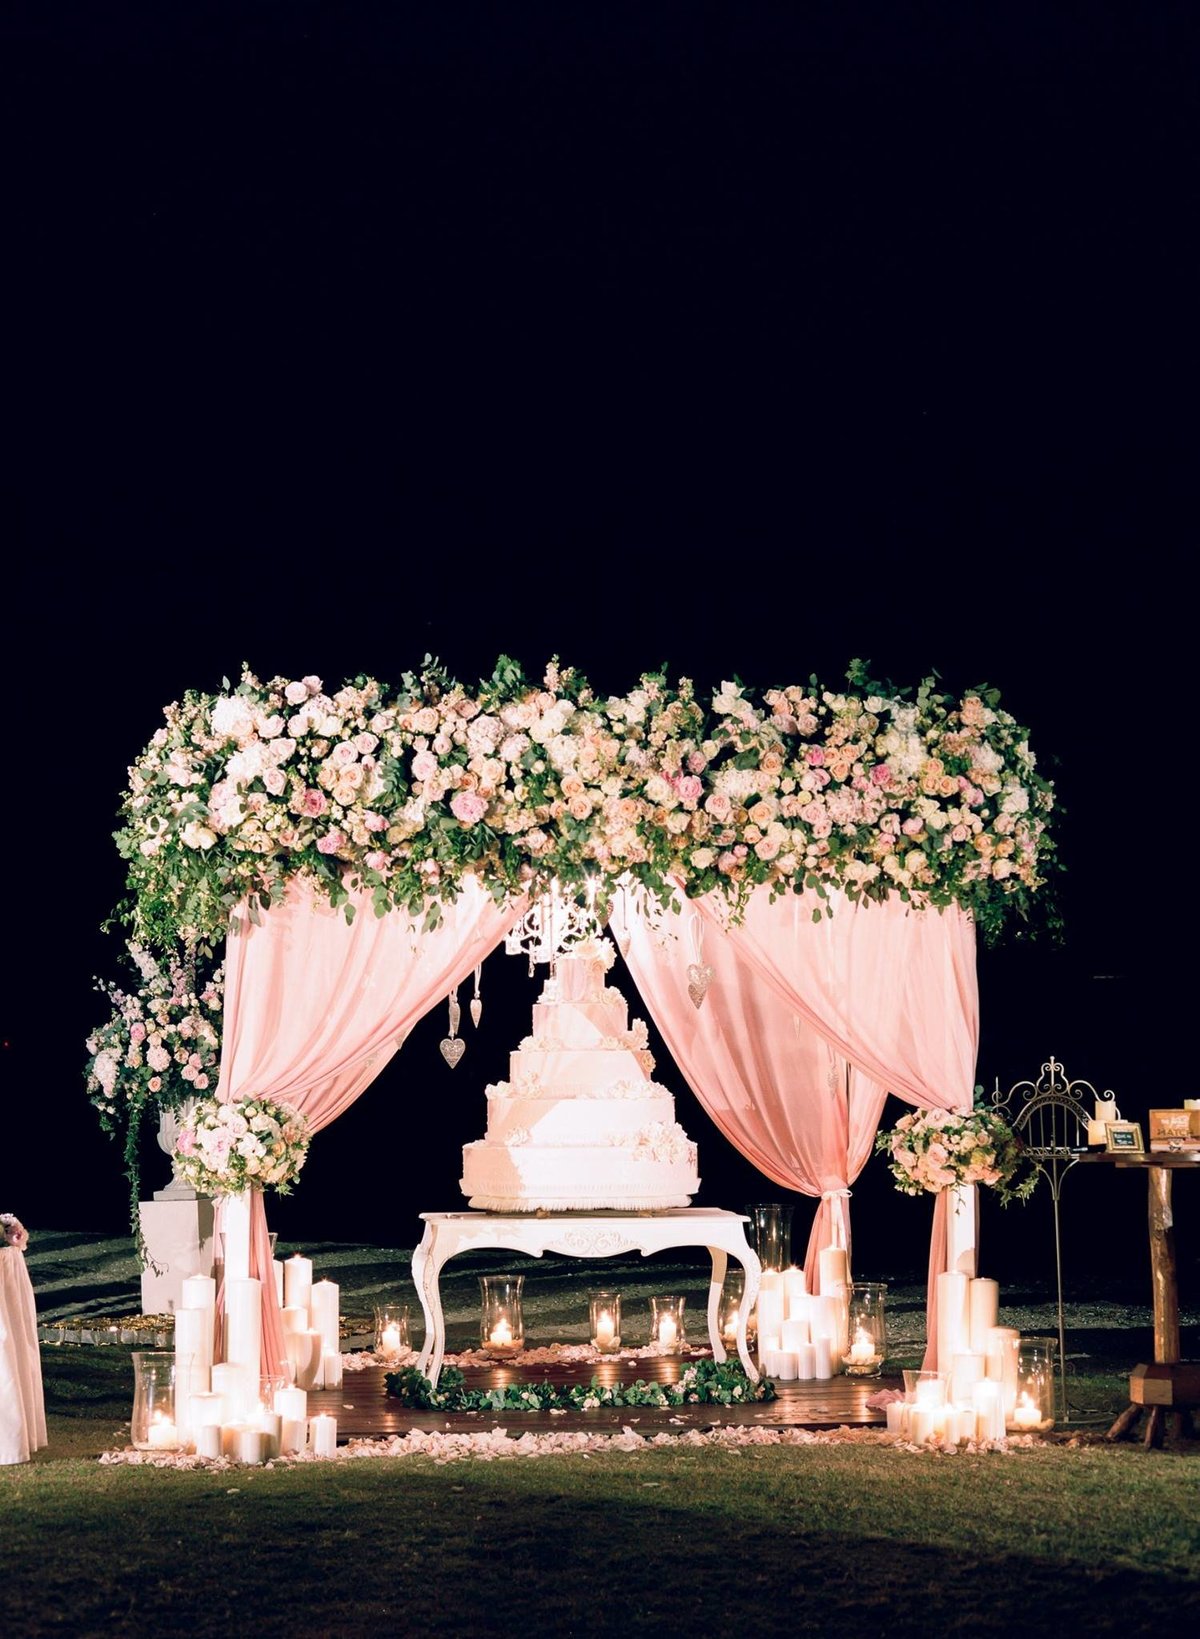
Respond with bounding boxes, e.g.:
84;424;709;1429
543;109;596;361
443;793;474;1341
310;1360;897;1440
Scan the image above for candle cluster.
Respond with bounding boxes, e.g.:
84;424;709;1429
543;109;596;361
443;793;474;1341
754;1259;850;1381
885;1275;1053;1444
280;1255;343;1390
160;1225;343;1462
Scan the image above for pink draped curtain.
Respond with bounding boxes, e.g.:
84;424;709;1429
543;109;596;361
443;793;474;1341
214;873;525;1377
617;883;977;1369
691;886;979;1370
620;897;886;1290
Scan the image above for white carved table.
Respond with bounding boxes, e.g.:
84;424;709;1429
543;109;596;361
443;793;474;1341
412;1208;761;1389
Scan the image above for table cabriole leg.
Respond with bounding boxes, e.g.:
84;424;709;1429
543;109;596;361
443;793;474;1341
707;1246;728;1363
736;1248;762;1382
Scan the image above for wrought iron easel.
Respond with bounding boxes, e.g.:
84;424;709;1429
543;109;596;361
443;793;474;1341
990;1058;1117;1424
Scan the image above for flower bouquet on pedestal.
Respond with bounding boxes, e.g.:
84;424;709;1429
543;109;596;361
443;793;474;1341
875;1095;1035;1206
171;1095;310;1199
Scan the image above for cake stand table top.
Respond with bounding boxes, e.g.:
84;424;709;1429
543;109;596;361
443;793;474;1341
420;1207;750;1224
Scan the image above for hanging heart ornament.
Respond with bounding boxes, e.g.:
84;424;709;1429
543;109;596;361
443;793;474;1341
470;997;483;1028
686;962;713;1009
439;1037;465;1068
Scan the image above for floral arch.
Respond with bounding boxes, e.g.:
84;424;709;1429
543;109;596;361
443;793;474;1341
97;655;1057;1379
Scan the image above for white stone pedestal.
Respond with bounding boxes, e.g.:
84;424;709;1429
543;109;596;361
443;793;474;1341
138;1197;216;1315
945;1183;979;1277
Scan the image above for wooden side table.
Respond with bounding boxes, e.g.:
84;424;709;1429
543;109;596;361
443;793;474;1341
412;1208;762;1389
1082;1153;1200;1446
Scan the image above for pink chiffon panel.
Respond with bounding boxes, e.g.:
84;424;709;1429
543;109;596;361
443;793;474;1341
215;874;526;1377
690;886;979;1370
622;898;887;1282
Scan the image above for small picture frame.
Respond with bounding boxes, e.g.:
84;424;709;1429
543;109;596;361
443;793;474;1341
1105;1120;1145;1154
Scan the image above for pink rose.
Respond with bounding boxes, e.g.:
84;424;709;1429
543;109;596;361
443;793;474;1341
450;790;488;824
317;829;346;854
704;792;732;820
675;775;703;804
806;747;826;765
364;850;390;872
871;763;891;786
148;1076;162;1093
950;823;970;842
285;681;309;706
263;768;287;796
175;1129;196;1155
299;788;328;817
363;811;389;832
687;752;707;774
412;750;438;781
902;817;924;837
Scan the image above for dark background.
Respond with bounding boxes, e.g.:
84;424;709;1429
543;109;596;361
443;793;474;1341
4;3;1192;1288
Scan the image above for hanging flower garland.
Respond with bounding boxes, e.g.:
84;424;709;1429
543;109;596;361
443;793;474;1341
85;943;225;1237
171;1094;311;1198
874;1097;1037;1206
112;654;1057;953
1;1213;29;1251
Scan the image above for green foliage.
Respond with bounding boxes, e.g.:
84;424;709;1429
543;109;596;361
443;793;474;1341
384;1357;776;1412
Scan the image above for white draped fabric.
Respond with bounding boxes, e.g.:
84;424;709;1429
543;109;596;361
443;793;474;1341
0;1247;46;1464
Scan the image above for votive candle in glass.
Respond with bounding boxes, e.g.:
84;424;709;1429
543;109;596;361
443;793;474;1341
589;1290;621;1353
649;1295;686;1352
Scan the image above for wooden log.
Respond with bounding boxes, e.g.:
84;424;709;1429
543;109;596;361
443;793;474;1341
1129;1361;1200;1407
1143;1405;1165;1449
1148;1166;1180;1364
1106;1402;1142;1442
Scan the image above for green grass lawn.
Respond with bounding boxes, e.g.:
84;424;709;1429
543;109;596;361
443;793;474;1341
4;1350;1198;1639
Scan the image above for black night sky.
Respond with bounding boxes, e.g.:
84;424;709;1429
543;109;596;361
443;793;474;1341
5;3;1191;1285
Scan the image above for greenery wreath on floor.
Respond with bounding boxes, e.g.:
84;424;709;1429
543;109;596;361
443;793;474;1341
385;1357;776;1411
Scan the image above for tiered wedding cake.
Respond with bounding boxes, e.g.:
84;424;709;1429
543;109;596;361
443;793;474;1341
461;937;700;1211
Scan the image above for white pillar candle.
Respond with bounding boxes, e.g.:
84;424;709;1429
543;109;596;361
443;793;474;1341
936;1272;970;1371
310;1414;338;1459
282;1306;308;1335
757;1291;785;1339
220;1421;247;1458
284;1255;313;1314
236;1427;268;1465
968;1278;1000;1354
812;1334;834;1380
781;1317;810;1351
950;1351;986;1405
225;1278;263;1379
911;1405;943;1445
972;1379;1006;1443
885;1400;908;1436
195;1423;223;1460
254;1405;283;1459
276;1384;308;1420
984;1326;1021;1418
221;1191;252;1282
379;1322;403;1357
783;1266;807;1303
175;1308;211;1397
787;1290;813;1324
310;1280;340;1353
179;1276;216;1374
188;1389;224;1429
321;1351;344;1389
211;1362;252;1424
273;1259;285;1306
285;1328;323;1390
759;1269;784;1292
795;1342;816;1380
914;1375;945;1408
762;1348;783;1377
657;1315;678;1349
281;1418;307;1455
818;1246;849;1295
775;1351;799;1381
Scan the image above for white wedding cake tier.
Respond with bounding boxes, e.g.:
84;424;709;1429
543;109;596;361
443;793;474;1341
461;938;700;1211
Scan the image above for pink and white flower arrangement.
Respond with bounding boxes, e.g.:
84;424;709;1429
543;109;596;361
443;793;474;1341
85;943;225;1238
113;654;1057;953
875;1099;1035;1206
1;1213;29;1251
171;1094;310;1197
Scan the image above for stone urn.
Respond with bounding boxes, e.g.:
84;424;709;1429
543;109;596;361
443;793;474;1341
153;1100;198;1201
